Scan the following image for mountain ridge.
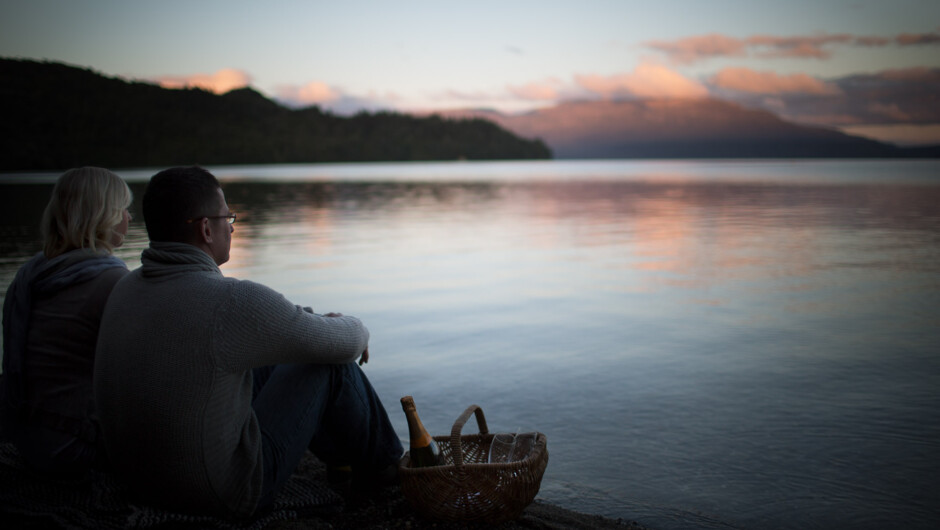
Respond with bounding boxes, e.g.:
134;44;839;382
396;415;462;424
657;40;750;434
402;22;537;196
432;99;939;159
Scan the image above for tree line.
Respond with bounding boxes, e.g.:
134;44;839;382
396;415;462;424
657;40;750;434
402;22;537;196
0;58;551;171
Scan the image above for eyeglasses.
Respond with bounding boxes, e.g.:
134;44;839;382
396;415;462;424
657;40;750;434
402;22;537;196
186;213;237;225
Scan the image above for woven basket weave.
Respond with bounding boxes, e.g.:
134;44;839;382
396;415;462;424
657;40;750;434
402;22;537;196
398;404;549;524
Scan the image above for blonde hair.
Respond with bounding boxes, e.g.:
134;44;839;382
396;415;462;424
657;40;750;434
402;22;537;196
41;167;133;258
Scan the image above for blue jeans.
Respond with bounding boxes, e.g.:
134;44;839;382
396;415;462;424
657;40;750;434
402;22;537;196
251;362;402;508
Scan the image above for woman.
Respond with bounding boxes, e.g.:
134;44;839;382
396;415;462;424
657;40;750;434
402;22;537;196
1;167;132;475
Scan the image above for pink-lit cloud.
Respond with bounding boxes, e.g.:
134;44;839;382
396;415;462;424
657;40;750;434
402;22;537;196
646;31;940;64
711;67;940;131
153;68;252;94
507;80;563;100
422;64;710;109
575;62;710;99
436;88;502;102
876;66;940;81
710;68;841;95
896;31;940;45
746;34;853;59
274;81;402;115
644;33;747;64
866;102;911;121
276;81;342;105
854;36;892;47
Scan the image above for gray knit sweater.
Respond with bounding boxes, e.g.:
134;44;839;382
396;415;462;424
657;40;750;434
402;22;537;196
94;242;369;518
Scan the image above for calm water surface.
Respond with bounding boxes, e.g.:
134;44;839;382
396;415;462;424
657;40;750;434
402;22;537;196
2;160;939;529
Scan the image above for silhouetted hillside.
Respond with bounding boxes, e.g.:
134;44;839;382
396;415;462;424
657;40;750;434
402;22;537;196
441;100;937;159
0;58;551;171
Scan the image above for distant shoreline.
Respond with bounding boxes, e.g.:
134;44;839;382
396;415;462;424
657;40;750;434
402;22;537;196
2;157;939;186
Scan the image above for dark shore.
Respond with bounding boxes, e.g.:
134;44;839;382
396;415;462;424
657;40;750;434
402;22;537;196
265;486;648;530
262;446;650;530
5;485;647;530
1;442;648;530
267;453;650;530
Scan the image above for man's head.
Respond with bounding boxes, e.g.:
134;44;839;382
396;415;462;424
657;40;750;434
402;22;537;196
142;166;234;265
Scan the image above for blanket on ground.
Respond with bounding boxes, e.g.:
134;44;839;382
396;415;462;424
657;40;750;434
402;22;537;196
0;442;342;529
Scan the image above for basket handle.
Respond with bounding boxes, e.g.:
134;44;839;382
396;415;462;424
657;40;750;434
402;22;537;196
449;404;489;467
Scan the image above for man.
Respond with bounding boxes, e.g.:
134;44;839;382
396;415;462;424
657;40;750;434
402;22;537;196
94;166;402;518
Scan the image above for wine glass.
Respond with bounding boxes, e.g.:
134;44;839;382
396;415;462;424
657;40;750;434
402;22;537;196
487;433;516;463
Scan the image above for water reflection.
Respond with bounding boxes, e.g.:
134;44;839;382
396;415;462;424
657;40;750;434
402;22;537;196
214;179;940;303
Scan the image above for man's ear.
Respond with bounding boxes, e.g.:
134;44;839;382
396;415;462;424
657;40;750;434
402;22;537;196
197;218;214;244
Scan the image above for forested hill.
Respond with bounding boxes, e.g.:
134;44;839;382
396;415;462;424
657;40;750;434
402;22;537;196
0;58;551;171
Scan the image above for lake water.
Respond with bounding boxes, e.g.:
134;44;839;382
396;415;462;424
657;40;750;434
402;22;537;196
2;160;939;529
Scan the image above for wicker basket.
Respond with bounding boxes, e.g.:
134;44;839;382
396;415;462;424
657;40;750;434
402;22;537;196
398;404;549;524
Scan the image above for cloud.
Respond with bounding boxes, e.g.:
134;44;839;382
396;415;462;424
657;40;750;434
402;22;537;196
411;87;560;114
153;68;252;94
646;31;940;64
274;81;400;115
436;88;501;102
575;62;710;99
745;34;853;59
710;68;842;95
419;64;709;110
644;34;747;64
507;79;564;100
711;67;940;129
876;66;940;81
896;31;940;45
276;81;342;105
854;36;891;47
866;102;911;121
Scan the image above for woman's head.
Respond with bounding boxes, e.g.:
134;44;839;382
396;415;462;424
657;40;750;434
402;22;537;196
41;167;133;258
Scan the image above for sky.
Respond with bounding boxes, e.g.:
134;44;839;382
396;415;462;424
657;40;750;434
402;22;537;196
2;0;940;145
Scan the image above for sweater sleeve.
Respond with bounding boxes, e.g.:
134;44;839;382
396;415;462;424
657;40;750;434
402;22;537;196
213;279;369;372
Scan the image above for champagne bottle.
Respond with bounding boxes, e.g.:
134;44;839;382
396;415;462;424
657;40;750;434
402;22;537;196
400;396;443;467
